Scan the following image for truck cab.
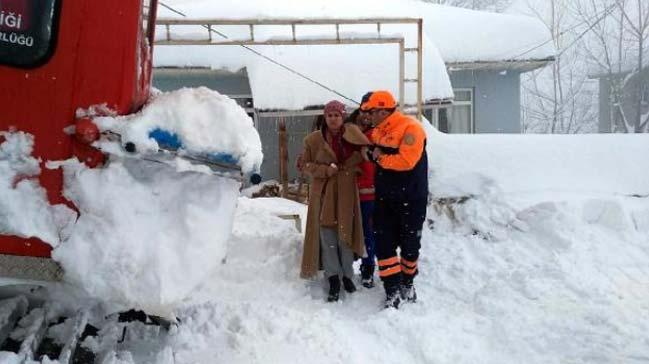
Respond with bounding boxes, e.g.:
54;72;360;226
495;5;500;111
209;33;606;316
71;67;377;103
0;0;158;281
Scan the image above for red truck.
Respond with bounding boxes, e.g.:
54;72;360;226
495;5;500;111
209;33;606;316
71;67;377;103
0;0;158;282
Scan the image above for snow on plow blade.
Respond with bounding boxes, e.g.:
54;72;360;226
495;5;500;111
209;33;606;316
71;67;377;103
129;128;262;184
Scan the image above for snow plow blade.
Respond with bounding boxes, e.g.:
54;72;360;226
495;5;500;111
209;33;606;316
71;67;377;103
105;129;262;184
0;254;63;283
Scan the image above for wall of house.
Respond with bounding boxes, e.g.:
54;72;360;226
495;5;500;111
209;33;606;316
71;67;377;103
597;68;649;133
255;114;317;183
448;69;522;133
153;68;253;109
598;77;612;133
620;68;649;132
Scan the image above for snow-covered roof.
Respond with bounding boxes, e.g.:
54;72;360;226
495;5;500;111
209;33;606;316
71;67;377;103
153;0;555;109
160;0;555;64
589;55;649;78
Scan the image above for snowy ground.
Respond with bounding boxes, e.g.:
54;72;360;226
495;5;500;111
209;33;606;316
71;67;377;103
3;104;649;363
160;188;648;364
153;125;649;364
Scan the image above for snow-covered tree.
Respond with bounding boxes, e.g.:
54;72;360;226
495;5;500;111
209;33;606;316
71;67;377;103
519;0;598;133
516;0;649;133
575;0;649;133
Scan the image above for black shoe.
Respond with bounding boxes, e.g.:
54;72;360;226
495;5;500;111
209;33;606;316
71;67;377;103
360;265;375;288
342;276;356;293
327;276;340;302
384;291;401;309
401;284;417;303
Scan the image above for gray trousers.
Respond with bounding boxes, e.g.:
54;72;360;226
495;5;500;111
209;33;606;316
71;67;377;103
320;227;355;279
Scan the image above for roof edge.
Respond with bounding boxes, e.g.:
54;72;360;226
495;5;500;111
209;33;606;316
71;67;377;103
446;57;555;72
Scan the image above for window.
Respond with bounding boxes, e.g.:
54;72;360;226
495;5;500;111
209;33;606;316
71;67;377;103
0;0;60;68
641;84;649;106
423;88;474;134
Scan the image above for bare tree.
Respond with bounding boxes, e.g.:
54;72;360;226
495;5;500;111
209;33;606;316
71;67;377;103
575;0;649;133
520;0;598;133
617;0;649;132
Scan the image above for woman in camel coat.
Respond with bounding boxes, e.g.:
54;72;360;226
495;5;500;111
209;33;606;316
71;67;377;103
300;100;369;302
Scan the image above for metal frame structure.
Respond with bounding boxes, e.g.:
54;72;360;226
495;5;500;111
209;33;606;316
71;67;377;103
155;18;424;119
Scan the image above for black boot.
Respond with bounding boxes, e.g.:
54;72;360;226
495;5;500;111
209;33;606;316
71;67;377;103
401;276;417;303
400;284;417;303
327;276;340;302
342;276;356;293
384;289;401;309
383;282;401;309
360;265;375;289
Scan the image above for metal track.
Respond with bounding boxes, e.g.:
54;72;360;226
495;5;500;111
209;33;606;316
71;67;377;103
0;297;175;364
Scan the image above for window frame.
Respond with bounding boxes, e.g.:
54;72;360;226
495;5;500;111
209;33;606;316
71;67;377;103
423;88;474;134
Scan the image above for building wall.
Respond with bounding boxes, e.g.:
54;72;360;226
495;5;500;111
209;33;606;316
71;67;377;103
448;69;522;133
598;77;612;133
596;69;649;133
154;68;252;95
255;114;317;183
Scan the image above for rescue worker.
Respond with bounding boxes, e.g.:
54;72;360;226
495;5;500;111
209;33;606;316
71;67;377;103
300;100;369;302
345;107;377;288
361;90;428;309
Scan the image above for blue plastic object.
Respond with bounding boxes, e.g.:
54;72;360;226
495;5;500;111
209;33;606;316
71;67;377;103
149;129;182;150
205;153;237;165
149;128;240;168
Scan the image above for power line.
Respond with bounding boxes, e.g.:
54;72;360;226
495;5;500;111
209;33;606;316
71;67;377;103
556;4;618;57
158;1;619;106
507;3;617;61
157;2;360;105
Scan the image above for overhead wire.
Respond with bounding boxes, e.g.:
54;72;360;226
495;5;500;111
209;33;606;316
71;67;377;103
158;2;619;106
158;2;360;105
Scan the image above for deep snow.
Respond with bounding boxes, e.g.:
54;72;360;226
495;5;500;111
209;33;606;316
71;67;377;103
0;131;76;247
158;125;649;364
2;115;649;363
1;88;263;315
93;87;263;175
165;190;648;364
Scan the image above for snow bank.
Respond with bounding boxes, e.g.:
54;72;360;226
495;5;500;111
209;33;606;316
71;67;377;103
52;158;240;315
164;188;648;364
423;124;649;198
154;40;451;110
2;88;263;314
0;131;75;246
158;126;648;363
94;87;263;174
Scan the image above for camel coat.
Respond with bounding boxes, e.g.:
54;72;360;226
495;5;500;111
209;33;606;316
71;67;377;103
300;123;370;279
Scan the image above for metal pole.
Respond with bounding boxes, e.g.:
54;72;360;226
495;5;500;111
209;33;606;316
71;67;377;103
156;18;421;26
399;40;405;109
279;118;289;198
417;18;423;121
